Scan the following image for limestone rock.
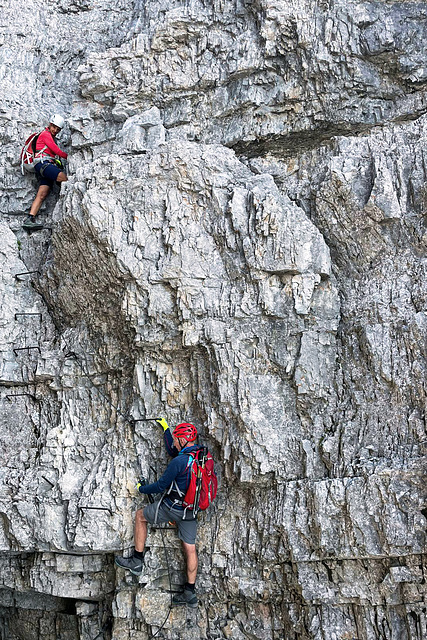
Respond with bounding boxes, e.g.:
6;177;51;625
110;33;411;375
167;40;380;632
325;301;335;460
0;0;426;639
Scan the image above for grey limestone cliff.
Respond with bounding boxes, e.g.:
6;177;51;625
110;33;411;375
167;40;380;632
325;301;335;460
0;0;426;639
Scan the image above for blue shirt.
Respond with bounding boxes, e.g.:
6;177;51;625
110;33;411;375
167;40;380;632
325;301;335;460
138;429;199;505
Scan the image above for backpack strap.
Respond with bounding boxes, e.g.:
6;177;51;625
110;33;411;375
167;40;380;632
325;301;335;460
166;450;197;507
33;145;50;164
33;130;51;163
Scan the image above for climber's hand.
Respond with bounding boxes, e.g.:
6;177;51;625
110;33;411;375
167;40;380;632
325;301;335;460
136;477;146;493
155;417;170;432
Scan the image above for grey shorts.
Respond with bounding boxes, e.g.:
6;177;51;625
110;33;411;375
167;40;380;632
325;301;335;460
143;500;198;545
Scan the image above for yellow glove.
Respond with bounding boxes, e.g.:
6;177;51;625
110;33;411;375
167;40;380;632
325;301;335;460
136;476;147;492
155;417;170;432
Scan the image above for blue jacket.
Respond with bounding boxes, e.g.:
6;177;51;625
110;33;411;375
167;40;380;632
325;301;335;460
138;429;199;509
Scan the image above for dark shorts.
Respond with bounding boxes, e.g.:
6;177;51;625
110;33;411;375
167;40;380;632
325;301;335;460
35;161;62;188
143;500;198;545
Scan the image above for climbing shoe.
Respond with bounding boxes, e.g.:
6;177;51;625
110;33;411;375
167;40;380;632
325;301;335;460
22;216;43;231
171;588;198;609
114;554;143;575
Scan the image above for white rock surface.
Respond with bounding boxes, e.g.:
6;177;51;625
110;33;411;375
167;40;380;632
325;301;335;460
0;0;426;638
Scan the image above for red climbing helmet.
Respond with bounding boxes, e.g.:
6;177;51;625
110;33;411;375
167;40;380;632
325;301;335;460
173;422;198;442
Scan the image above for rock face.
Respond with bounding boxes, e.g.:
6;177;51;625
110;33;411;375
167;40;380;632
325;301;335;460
0;0;426;639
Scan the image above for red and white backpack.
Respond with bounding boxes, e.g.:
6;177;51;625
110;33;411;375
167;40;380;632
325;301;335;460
181;446;218;518
167;446;218;519
20;132;48;174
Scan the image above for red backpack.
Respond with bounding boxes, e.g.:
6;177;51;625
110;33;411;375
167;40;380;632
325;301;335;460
182;447;217;518
20;132;48;174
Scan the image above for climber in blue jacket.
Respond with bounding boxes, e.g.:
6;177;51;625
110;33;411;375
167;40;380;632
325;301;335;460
115;419;199;608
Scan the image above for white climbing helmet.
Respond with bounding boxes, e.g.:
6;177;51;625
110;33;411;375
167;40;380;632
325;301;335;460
50;114;65;129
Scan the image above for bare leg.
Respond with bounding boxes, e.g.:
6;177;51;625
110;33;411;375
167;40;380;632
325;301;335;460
29;185;50;217
134;508;148;553
29;171;68;218
56;171;68;183
182;542;198;583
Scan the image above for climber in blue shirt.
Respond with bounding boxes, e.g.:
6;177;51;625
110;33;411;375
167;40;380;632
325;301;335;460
115;420;200;608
